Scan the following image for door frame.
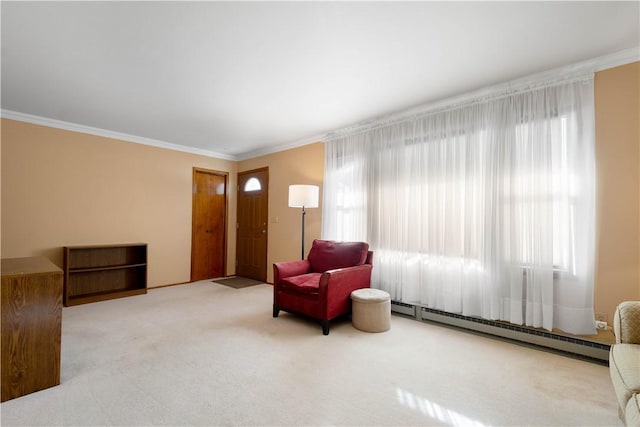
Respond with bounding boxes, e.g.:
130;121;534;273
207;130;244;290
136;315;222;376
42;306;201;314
190;167;229;281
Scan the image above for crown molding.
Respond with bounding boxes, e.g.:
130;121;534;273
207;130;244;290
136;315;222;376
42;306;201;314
593;46;639;72
235;134;325;161
2;48;637;159
0;110;238;161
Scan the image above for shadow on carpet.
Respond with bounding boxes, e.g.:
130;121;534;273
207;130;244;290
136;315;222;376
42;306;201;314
212;276;264;289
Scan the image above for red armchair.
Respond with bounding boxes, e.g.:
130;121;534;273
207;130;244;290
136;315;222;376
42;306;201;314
273;239;373;335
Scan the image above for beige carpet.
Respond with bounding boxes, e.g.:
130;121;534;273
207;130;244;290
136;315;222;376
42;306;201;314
0;281;621;426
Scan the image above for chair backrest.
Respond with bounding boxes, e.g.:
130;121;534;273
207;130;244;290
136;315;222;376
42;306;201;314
613;301;640;344
307;239;369;273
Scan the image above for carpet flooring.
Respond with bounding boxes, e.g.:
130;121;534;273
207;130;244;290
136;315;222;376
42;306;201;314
0;281;621;426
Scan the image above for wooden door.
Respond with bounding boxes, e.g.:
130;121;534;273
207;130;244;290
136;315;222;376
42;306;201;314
236;168;268;281
191;168;227;281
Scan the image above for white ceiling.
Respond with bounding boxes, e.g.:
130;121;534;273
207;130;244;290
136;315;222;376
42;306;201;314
2;2;639;160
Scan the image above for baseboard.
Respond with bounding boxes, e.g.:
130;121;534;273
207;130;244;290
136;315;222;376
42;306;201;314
391;301;610;363
149;281;191;289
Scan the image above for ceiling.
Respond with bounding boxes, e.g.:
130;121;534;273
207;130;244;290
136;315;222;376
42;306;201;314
2;2;639;160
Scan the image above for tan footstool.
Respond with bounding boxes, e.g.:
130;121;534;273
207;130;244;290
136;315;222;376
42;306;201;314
351;288;391;332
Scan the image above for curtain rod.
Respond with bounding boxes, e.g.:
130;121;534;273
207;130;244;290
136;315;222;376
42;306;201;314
325;71;593;141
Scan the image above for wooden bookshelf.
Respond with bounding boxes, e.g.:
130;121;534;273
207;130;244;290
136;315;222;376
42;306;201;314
63;243;147;306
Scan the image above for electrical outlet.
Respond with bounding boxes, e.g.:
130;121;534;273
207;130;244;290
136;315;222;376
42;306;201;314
596;313;608;323
596;320;608;330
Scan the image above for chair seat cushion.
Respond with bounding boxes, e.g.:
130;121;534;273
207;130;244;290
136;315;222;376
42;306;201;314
610;343;640;412
626;393;640;426
280;273;322;295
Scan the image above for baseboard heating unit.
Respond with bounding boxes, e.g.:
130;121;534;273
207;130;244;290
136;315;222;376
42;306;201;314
391;301;610;363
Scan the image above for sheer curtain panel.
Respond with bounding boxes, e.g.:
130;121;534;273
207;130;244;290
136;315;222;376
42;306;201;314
322;76;596;335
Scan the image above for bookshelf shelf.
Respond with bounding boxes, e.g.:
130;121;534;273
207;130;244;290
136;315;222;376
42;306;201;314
63;243;147;306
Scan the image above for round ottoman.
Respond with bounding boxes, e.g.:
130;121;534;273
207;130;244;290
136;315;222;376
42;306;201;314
351;288;391;333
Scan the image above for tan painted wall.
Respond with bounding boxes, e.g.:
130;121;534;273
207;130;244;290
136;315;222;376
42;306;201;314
0;119;237;287
238;143;325;283
594;62;640;323
237;63;640;323
1;62;637;326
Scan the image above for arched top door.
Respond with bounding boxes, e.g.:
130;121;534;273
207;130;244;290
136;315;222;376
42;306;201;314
236;168;269;281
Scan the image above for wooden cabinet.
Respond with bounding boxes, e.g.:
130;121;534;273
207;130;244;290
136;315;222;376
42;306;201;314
1;257;63;402
63;243;147;306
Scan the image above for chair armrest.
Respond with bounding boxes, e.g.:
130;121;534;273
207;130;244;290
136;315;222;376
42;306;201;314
273;260;312;283
614;301;640;344
319;264;373;297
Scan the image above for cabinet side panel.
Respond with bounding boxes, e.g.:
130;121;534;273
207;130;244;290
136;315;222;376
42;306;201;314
1;271;62;402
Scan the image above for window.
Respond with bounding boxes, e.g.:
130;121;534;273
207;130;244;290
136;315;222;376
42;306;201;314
244;177;261;192
323;77;596;334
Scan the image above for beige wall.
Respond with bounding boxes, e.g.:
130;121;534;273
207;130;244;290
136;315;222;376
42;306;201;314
594;62;640;323
238;63;640;323
238;143;325;283
1;61;638;325
0;119;237;287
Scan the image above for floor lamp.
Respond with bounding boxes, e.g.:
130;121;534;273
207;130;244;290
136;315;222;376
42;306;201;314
288;185;319;260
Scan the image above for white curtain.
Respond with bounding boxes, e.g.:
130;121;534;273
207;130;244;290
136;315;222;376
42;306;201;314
322;76;596;335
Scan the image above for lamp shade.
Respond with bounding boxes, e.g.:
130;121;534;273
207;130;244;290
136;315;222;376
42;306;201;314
288;185;319;208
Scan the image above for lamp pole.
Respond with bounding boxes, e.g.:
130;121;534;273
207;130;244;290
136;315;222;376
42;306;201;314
301;205;306;260
288;184;319;261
